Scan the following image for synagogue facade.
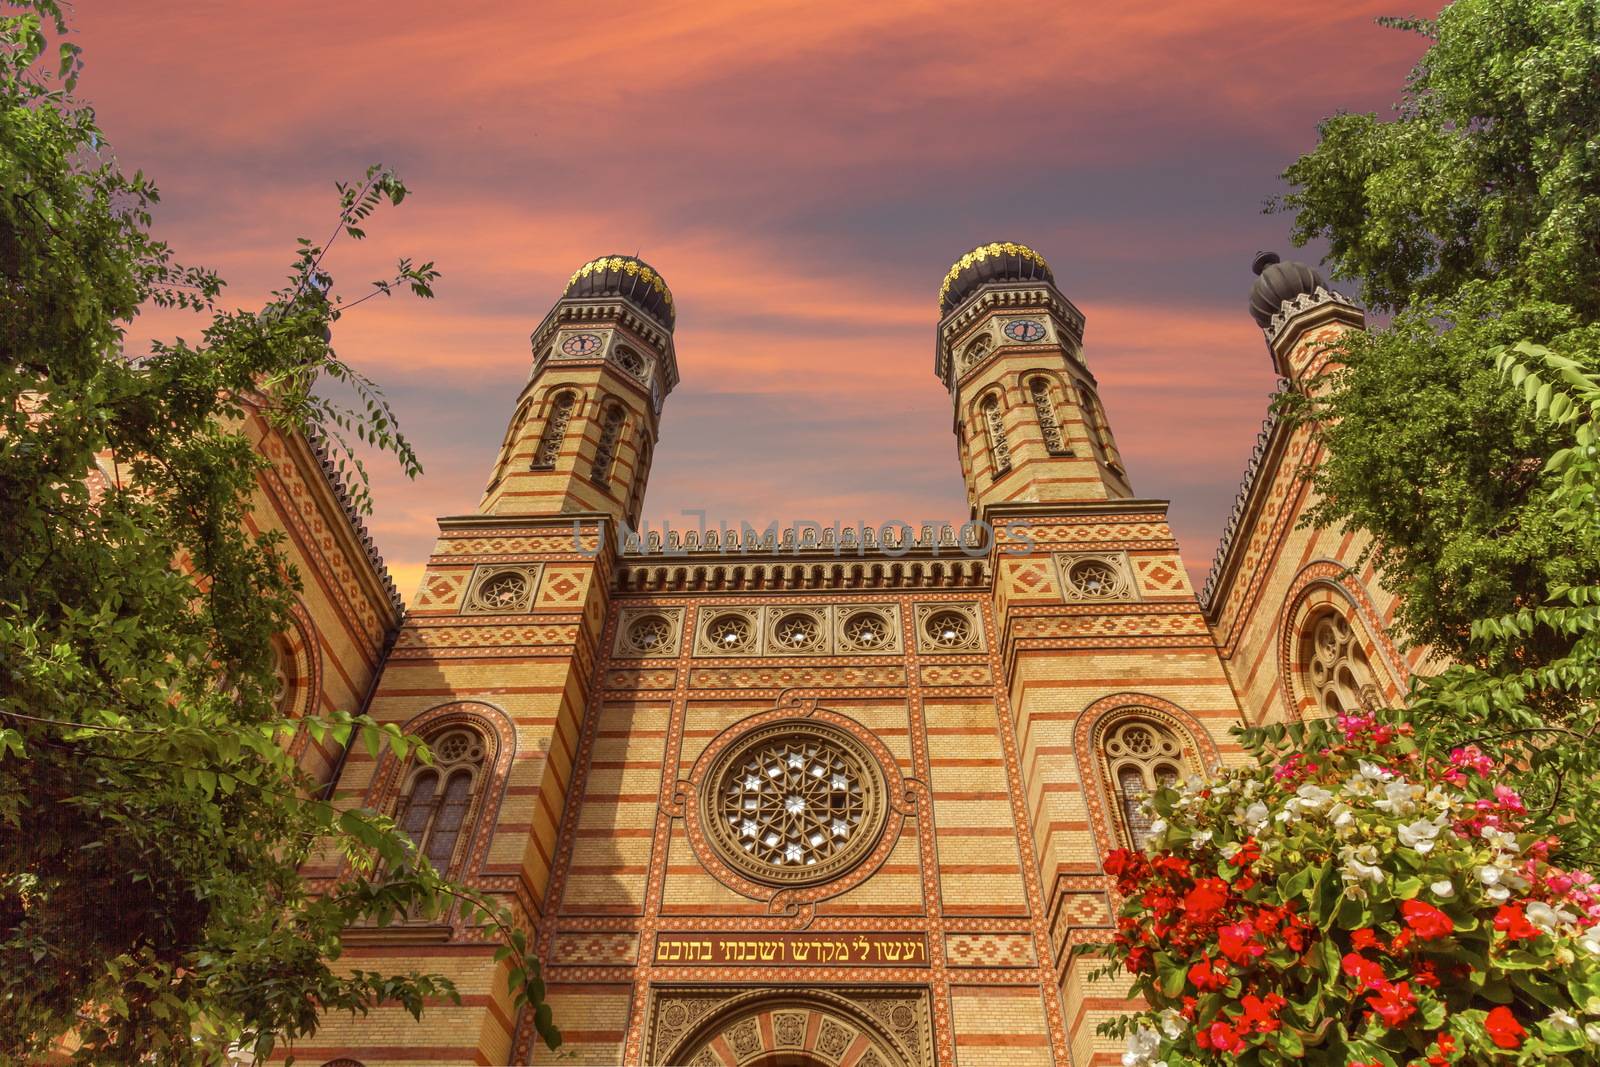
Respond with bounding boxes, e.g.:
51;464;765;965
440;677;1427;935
253;243;1422;1065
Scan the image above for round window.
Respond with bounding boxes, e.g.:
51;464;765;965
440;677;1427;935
922;609;973;649
626;613;674;655
772;611;823;652
706;612;755;653
474;570;530;611
1066;558;1125;600
839;609;891;651
700;720;888;886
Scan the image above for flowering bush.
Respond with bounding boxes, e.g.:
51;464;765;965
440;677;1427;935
1100;712;1600;1066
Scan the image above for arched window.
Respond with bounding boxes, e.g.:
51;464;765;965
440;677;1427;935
395;727;488;876
1301;610;1380;717
1076;382;1123;473
1030;377;1071;456
531;390;576;470
591;401;626;484
961;333;993;371
1103;719;1185;850
980;393;1012;478
628;439;651;525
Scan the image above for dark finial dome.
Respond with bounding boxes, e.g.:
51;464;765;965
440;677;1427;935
1248;251;1330;326
939;242;1054;315
563;255;674;329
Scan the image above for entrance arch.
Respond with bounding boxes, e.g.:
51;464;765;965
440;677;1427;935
659;989;920;1067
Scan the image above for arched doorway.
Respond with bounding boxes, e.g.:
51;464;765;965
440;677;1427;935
653;989;926;1067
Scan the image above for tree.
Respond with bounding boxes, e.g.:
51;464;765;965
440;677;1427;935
1272;0;1600;865
0;3;557;1060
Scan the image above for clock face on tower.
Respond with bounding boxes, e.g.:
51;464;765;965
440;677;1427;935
1003;319;1047;343
561;332;603;356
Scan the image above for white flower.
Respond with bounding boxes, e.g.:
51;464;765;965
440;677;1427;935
1344;859;1385;884
1549;1010;1580;1033
1330;803;1356;830
1157;1009;1185;1041
1243;801;1270;829
1478;865;1503;887
1295;784;1334;811
1190;829;1213;850
1374;779;1417;815
1148;818;1168;839
1487;884;1511;902
1579;925;1600;955
1585;1021;1600;1044
1122;1025;1162;1067
1397;817;1443;854
1358;760;1392;782
1220;840;1241;861
1430;879;1454;898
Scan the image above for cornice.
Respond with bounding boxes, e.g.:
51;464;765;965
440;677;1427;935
1197;399;1290;619
294;429;404;620
528;296;680;396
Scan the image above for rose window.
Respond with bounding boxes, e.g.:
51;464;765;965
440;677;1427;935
840;610;891;651
706;613;754;652
702;720;888;886
626;613;674;654
1304;612;1380;716
923;609;972;649
475;571;529;610
1066;558;1125;600
773;612;822;652
433;729;482;764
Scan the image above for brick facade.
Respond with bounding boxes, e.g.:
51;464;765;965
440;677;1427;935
277;247;1397;1065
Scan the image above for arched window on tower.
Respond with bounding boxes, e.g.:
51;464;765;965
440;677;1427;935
531;390;577;470
394;726;488;877
980;393;1012;478
1104;718;1185;850
961;333;993;372
628;439;651;527
1300;610;1381;717
1076;382;1123;473
1030;377;1071;456
591;401;626;485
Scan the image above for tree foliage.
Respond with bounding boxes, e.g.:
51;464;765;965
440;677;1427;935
0;2;558;1060
1271;0;1600;867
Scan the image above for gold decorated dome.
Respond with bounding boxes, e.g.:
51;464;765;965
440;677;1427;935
563;254;674;329
939;241;1053;315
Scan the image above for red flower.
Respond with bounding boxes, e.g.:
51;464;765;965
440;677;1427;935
1426;1032;1456;1066
1104;849;1135;877
1217;922;1265;965
1198;1019;1245;1054
1349;928;1381;951
1183;877;1230;923
1400;899;1454;941
1364;980;1416;1027
1493;903;1541;942
1485;1006;1525;1049
1237;993;1285;1035
1187;957;1229;992
1341;952;1385;990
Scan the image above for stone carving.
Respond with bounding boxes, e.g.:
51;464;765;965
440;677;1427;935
1054;552;1135;603
913;603;985;654
461;564;540;615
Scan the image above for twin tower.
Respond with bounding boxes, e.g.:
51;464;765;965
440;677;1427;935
477;242;1133;526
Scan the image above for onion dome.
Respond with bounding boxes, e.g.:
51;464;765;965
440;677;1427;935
564;254;674;329
939;242;1053;316
1248;251;1330;326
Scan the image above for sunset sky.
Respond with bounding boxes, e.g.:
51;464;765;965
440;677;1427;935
78;2;1432;598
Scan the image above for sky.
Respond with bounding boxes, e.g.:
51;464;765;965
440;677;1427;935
77;1;1433;599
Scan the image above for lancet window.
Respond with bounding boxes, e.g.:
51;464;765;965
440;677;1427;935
532;390;576;470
